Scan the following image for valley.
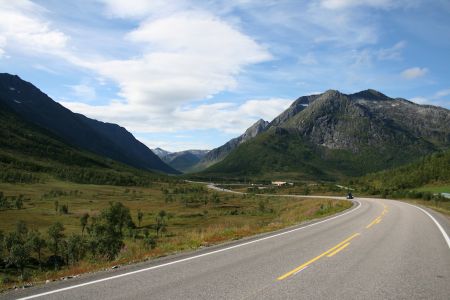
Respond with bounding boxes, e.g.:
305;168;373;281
0;179;350;291
0;74;448;297
2;2;450;298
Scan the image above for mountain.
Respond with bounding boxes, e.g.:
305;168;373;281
193;119;269;171
201;89;450;180
153;148;209;173
152;147;171;158
0;101;160;185
0;73;179;174
355;150;450;192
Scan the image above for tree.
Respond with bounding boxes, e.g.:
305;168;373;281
101;202;134;235
137;209;143;227
142;229;156;249
0;192;9;209
59;204;69;214
87;202;134;260
155;210;167;237
54;200;59;214
15;220;28;238
0;230;4;265
212;193;220;204
80;213;89;236
4;222;30;280
26;231;46;270
47;222;65;270
6;243;30;280
15;195;24;210
66;234;84;265
258;200;266;212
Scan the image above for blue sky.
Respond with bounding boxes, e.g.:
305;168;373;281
0;0;449;151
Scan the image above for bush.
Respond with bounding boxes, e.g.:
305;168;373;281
143;236;157;250
86;202;134;260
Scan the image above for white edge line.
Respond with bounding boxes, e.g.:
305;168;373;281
19;200;361;299
405;203;450;249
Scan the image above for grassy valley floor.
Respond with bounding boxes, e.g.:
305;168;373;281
0;180;351;291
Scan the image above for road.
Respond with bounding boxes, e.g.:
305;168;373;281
3;194;450;300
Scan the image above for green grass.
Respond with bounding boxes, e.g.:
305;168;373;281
0;179;352;290
415;184;450;194
218;182;345;197
398;199;450;217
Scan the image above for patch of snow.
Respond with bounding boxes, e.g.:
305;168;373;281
14;100;21;104
9;87;15;91
301;104;309;107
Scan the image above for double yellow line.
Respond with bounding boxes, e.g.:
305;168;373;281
366;204;389;229
277;203;389;281
277;233;360;281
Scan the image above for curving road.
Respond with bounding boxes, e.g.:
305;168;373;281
3;195;450;300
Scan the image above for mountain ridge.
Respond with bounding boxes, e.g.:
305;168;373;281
153;148;209;173
0;101;160;185
193;118;270;171
0;73;179;174
200;89;450;180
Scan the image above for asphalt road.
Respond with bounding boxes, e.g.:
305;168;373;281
3;195;450;300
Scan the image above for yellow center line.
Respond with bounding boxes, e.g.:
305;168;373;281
366;216;381;229
327;242;350;257
277;233;360;281
366;204;389;229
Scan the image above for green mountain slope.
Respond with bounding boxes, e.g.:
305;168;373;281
0;73;179;174
200;89;450;180
0;102;162;186
354;150;450;191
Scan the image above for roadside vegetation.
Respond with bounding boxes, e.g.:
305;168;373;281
347;150;450;214
0;180;351;291
218;182;345;196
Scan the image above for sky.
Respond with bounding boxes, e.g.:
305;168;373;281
0;0;449;152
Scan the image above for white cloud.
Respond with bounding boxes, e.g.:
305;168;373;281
0;1;276;148
410;96;428;104
306;2;379;46
100;0;185;19
69;83;97;101
89;12;271;109
401;67;428;79
321;0;397;10
434;89;450;98
32;64;58;74
377;40;406;60
410;89;450;107
59;98;292;134
0;1;69;57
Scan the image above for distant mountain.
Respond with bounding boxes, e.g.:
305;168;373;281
153;148;209;173
0;73;179;174
153;147;171;158
0;101;160;185
201;89;450;180
193;119;269;171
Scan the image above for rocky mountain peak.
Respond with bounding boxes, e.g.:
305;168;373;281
152;147;171;158
350;89;390;101
243;119;269;139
